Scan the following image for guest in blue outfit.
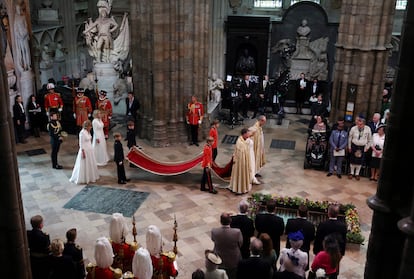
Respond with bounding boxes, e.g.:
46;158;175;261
327;117;348;178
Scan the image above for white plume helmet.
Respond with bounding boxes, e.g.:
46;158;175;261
132;247;153;279
46;83;55;90
109;212;129;244
94;237;114;268
146;225;162;256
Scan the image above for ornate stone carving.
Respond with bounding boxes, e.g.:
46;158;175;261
83;0;130;67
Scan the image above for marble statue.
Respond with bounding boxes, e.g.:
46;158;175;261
209;73;224;103
297;19;311;38
14;4;31;71
54;43;65;62
83;0;129;64
40;45;53;69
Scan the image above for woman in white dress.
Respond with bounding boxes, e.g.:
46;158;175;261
92;110;109;166
69;120;100;184
247;127;261;185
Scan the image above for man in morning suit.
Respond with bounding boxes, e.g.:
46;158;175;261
230;199;255;259
236;237;272;279
211;212;243;279
254;200;285;260
285;204;315;270
313;203;347;256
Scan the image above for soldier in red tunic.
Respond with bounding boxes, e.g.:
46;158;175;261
186;95;204;146
44;83;63;119
73;88;92;130
146;225;178;279
96;90;113;139
86;237;122;279
109;213;138;272
200;136;217;194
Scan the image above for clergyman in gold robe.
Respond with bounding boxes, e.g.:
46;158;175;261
251;115;267;177
230;128;251;194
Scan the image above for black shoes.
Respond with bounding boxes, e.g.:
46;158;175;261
337;174;342;179
327;173;333;177
255;174;262;178
200;188;208;192
209;189;218;194
54;165;63;169
125;179;131;182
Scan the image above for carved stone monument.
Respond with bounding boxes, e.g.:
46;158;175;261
289;19;329;80
83;0;130;113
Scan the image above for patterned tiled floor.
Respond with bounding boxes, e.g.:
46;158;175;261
18;112;375;278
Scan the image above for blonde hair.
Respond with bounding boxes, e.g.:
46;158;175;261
83;120;92;129
93;109;101;118
50;239;64;256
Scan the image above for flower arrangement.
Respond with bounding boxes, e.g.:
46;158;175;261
249;193;365;245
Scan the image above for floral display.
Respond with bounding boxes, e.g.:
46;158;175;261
249;193;365;244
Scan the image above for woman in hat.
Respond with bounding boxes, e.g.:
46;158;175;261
278;231;307;278
369;124;386;181
204;250;228;279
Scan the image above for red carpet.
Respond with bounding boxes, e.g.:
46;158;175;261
127;147;232;181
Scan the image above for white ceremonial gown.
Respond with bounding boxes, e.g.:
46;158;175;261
92;118;109;166
69;129;100;184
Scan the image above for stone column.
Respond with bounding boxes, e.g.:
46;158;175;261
365;2;414;279
131;0;210;146
209;0;226;78
59;0;79;77
330;0;395;122
0;35;32;279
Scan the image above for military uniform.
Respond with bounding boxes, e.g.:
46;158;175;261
150;253;178;279
47;118;63;169
63;242;86;279
86;264;122;279
111;241;138;273
44;84;63;119
73;91;92;127
97;93;113;139
27;228;51;279
186;98;204;145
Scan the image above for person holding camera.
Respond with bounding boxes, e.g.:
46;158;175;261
47;111;64;169
369;124;386;181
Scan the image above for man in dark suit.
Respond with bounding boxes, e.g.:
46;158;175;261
255;200;285;260
313;203;347;256
236;237;272;279
239;74;257;118
13;94;27;143
211;212;243;279
285;204;315;270
231;200;255;259
126;91;140;121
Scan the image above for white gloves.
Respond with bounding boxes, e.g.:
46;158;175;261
73;113;76;119
58;108;62;112
88;113;91;118
198;120;202;125
46;111;49;116
186;120;190;125
108;116;112;120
